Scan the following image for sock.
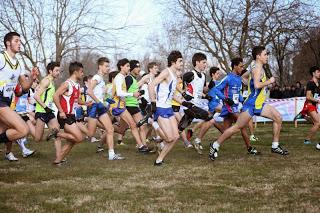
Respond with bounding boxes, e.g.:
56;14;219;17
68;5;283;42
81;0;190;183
160;142;165;150
152;122;159;130
272;142;279;148
156;159;163;163
212;141;220;150
17;138;28;152
0;131;10;143
108;149;115;158
195;138;201;144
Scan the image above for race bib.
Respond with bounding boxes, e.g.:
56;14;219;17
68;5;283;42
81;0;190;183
48;101;53;109
3;83;16;97
242;90;249;98
233;94;239;104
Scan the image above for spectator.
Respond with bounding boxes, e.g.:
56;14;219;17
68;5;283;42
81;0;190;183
270;84;282;99
282;85;292;98
294;81;305;97
290;85;296;97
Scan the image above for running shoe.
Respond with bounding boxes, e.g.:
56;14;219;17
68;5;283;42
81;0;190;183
209;143;218;161
5;152;18;161
22;149;35;158
271;145;289;155
247;146;260;155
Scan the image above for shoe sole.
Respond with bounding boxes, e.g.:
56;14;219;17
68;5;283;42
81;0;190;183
23;151;36;158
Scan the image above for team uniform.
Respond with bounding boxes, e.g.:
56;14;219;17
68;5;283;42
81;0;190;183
28;88;36;113
0;51;25;107
154;68;177;121
125;74;141;115
109;73;128;116
15;93;30;121
185;70;208;110
171;81;183;113
242;71;267;117
300;80;320;116
207;80;221;112
139;76;152;116
214;72;243;117
86;74;108;118
57;79;80;128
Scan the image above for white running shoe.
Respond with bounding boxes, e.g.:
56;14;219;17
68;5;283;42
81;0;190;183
5;152;18;161
91;137;100;143
109;154;125;160
22;149;35;158
250;135;259;142
316;143;320;150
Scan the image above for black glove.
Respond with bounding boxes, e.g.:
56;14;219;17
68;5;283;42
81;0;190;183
44;107;53;114
150;102;156;114
224;98;234;106
182;101;194;108
182;92;193;101
139;90;145;95
204;94;212;101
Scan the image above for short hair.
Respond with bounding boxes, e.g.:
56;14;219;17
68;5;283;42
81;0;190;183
83;75;93;84
209;67;220;76
108;71;119;83
252;46;266;60
69;61;83;75
4;32;20;48
231;57;243;69
167;50;183;67
97;57;109;66
147;62;158;72
129;60;140;71
192;52;207;67
46;61;60;74
117;58;130;71
309;66;320;76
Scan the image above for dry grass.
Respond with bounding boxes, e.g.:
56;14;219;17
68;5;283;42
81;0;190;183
0;123;320;212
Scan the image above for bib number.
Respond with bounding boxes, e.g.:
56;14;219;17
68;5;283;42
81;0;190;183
3;83;16;97
233;94;239;104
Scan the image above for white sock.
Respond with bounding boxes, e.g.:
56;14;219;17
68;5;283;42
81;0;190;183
160;142;165;150
195;138;201;144
152;122;159;130
156;159;163;163
108;149;115;158
212;141;220;150
272;142;279;149
17;138;28;152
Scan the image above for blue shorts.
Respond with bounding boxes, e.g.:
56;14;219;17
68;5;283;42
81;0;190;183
242;103;265;117
208;101;220;113
0;96;11;107
87;102;108;118
154;107;174;121
219;105;240;118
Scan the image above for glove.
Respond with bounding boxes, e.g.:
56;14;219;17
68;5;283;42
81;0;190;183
182;101;194;108
224;98;235;106
106;98;115;104
44;107;53;114
182;92;193;101
139;90;145;95
204;94;212;101
150;102;157;114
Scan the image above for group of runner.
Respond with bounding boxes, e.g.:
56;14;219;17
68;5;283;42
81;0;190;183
1;31;319;166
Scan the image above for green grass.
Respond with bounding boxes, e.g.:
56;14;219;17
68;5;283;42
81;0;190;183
1;123;320;212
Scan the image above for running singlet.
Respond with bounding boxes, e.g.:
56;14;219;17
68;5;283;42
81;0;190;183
0;51;25;99
188;70;205;102
244;70;267;109
305;80;320;106
207;80;221;112
156;68;177;108
28;88;36;112
15;93;28;113
125;74;139;107
87;74;105;103
60;79;80;114
111;72;133;110
35;77;55;113
171;81;183;106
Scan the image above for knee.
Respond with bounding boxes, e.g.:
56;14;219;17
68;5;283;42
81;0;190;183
314;121;320;128
274;113;282;125
105;126;114;135
75;134;84;143
18;124;29;138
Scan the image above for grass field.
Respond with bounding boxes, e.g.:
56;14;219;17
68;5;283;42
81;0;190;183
0;123;320;212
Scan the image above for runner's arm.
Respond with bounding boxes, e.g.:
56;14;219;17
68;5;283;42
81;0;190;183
19;72;33;92
53;82;69;114
115;75;134;97
148;69;169;102
252;68;274;89
87;79;101;103
34;78;50;108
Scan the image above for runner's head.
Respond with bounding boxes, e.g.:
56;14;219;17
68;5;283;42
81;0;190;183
147;62;159;75
209;67;220;80
117;58;130;75
252;46;268;64
69;61;84;81
83;75;93;86
4;32;21;53
108;71;119;83
231;57;244;75
46;61;60;79
129;60;141;76
97;57;110;75
167;50;183;71
192;52;207;71
309;66;320;78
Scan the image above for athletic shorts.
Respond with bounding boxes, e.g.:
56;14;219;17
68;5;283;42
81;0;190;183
140;103;150;116
57;113;76;129
154;107;174;121
172;105;181;113
208;101;220;113
219;105;240;118
87;102;108;118
20;114;30;122
242;103;265;117
300;102;317;116
0;96;12;107
75;107;85;122
35;112;56;124
126;106;140;115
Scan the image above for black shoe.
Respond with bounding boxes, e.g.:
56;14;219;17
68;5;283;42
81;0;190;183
138;145;150;153
137;115;149;128
247;146;260;155
154;160;164;166
46;128;59;141
209;143;218;161
271;145;289;155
